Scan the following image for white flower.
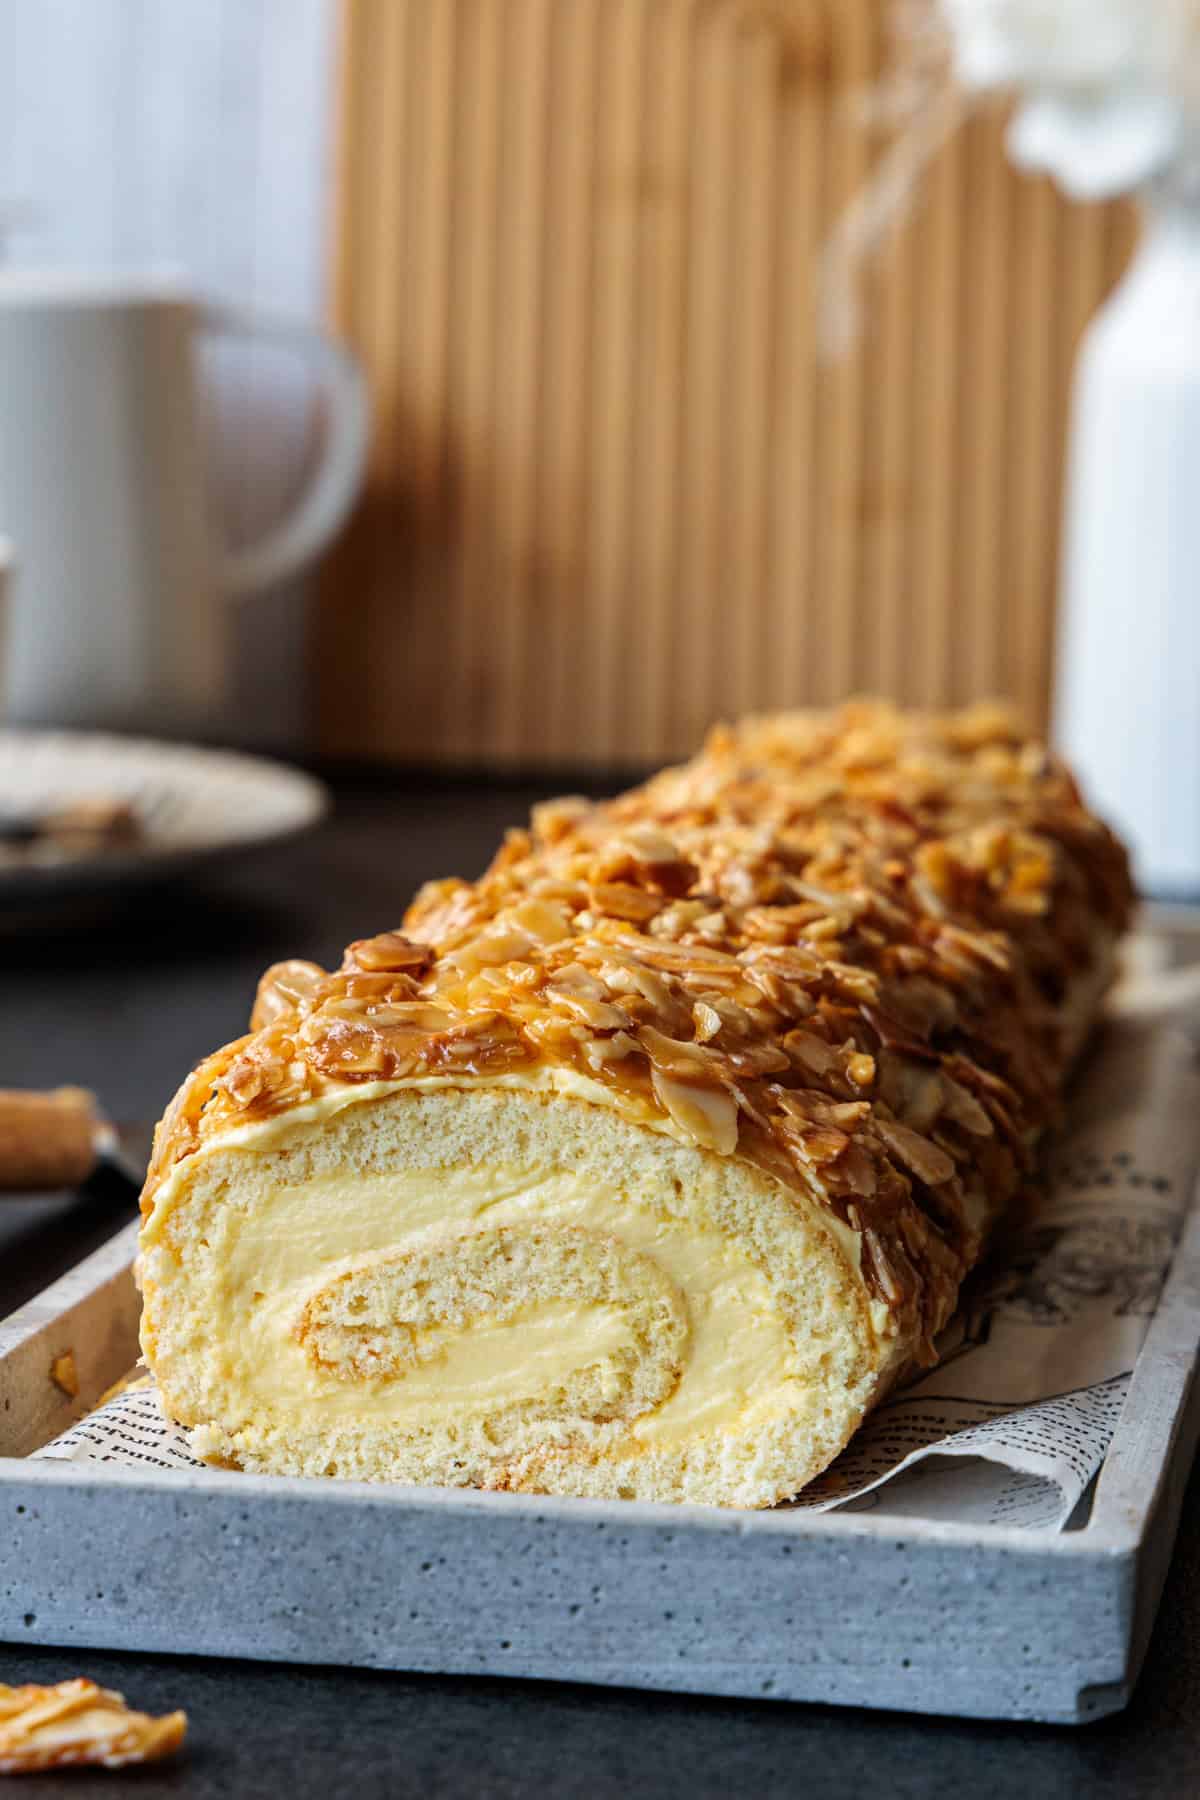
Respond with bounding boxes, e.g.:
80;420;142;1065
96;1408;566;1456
940;0;1193;195
1008;88;1184;198
942;0;1150;90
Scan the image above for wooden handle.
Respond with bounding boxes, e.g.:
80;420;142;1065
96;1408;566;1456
0;1088;100;1191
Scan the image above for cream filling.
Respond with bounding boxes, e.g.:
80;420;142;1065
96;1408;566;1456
170;1162;799;1447
145;1066;880;1321
364;1301;634;1410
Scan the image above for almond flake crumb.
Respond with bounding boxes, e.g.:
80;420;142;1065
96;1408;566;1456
50;1352;79;1400
0;1680;186;1773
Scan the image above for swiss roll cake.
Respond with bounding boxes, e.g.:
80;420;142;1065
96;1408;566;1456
138;704;1132;1507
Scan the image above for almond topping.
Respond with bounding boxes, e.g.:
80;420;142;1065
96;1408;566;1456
588;881;663;924
650;1067;739;1154
692;1001;723;1043
637;1024;716;1079
250;959;326;1030
531;794;593;843
785;1029;839;1077
442;926;535;976
509;897;574;943
876;1118;957;1187
346;932;434;974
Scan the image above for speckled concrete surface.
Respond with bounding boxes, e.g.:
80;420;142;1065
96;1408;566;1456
2;1477;1200;1800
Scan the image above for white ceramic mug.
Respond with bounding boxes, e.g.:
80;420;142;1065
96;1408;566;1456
0;271;368;733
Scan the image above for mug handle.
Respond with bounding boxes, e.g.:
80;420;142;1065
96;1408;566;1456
199;302;370;600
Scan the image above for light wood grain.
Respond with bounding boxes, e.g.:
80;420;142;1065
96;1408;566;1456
319;0;1135;766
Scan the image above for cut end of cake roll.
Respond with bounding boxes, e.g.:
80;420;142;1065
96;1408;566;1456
138;702;1133;1507
139;1078;885;1506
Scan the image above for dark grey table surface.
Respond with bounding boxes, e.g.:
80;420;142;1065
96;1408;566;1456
3;768;1200;1798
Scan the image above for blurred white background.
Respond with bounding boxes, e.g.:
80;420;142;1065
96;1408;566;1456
0;0;338;746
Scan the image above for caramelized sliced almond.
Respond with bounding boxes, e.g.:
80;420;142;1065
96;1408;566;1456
650;1067;739;1154
0;1681;186;1773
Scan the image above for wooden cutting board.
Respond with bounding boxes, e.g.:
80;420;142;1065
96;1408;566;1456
317;0;1135;767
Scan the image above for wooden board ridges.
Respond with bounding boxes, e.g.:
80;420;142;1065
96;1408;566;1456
318;0;1135;766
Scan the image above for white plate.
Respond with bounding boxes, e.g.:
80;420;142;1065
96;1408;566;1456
0;729;328;905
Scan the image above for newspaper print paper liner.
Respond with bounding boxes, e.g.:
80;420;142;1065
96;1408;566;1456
37;984;1200;1531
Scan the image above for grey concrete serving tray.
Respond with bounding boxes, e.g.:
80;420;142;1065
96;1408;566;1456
2;1188;1200;1727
